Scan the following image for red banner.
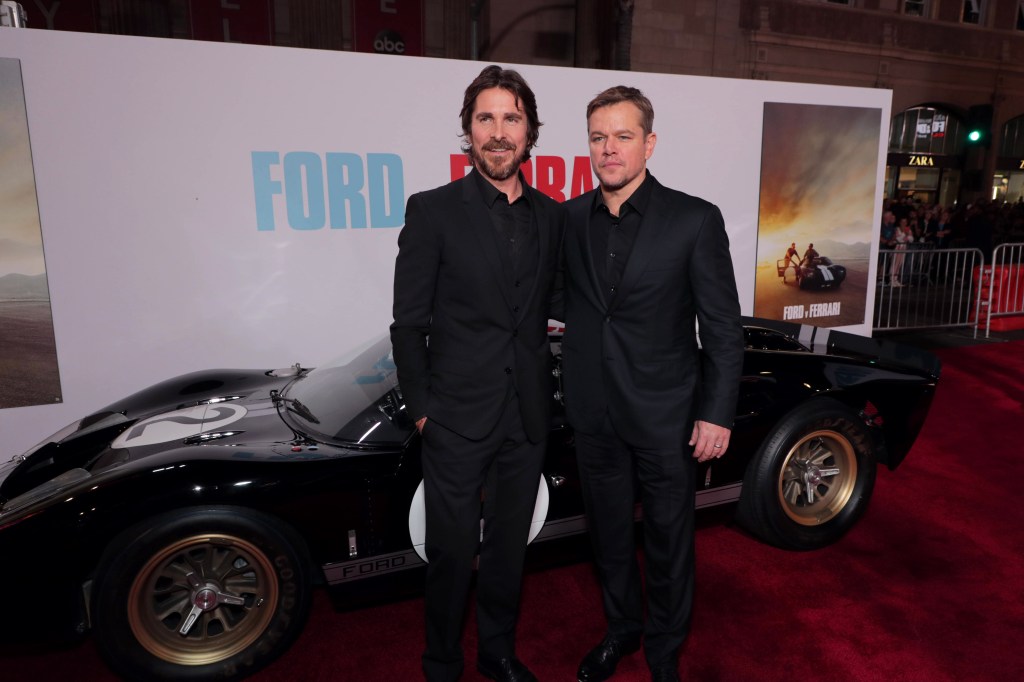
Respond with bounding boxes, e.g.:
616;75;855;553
352;0;423;57
190;0;273;45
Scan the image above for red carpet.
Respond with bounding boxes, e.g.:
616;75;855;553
4;342;1023;681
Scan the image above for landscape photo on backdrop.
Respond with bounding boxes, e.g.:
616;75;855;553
0;57;61;409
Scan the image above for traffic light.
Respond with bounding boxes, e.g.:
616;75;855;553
966;104;993;147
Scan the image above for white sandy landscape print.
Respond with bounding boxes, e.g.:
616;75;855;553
0;57;61;409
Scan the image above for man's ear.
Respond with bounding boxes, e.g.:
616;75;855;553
645;132;657;160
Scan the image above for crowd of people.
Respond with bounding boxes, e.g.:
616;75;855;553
880;195;1024;255
878;196;1024;286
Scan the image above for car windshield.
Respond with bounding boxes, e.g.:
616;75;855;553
282;335;414;446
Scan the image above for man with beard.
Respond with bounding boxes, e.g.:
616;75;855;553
390;65;563;682
560;86;743;682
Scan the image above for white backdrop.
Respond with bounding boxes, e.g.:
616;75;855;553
0;28;892;457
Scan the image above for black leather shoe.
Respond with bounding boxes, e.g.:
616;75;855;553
650;667;680;682
476;656;538;682
577;634;642;682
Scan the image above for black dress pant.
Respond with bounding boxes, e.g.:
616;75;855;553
576;419;696;670
420;396;546;682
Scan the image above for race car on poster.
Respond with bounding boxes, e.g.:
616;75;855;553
0;318;939;682
777;255;848;290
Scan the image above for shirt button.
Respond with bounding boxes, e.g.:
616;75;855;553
605;315;612;322
514;280;521;287
513;305;520;313
504;367;513;375
609;252;617;258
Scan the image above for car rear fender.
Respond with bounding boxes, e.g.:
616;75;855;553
740;318;940;470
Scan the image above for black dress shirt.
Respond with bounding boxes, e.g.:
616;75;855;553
474;169;538;313
589;171;653;303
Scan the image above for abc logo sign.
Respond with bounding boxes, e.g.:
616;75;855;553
374;29;405;54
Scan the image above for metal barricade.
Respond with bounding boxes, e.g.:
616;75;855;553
983;242;1024;337
873;247;984;335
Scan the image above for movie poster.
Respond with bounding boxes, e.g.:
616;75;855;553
753;103;881;327
0;58;62;409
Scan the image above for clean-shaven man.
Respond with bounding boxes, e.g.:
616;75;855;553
560;86;744;682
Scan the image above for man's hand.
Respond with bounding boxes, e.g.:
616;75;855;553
689;420;731;462
416;417;427;433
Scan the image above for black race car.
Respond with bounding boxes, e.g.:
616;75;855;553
778;255;848;290
0;319;939;681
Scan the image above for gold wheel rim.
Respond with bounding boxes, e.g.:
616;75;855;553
126;533;278;666
777;429;857;526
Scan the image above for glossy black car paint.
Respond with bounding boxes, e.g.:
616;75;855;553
0;319;940;648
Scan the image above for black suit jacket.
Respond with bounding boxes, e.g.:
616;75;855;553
390;171;564;442
560;175;744;448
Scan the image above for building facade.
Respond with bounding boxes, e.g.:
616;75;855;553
14;0;1024;204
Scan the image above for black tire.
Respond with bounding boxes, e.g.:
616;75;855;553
92;507;312;682
736;399;876;550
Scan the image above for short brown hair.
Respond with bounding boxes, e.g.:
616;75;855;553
460;65;541;158
586;85;654;136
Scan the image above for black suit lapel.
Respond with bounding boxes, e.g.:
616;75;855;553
576;199;608;311
518;185;548;324
608;182;672;315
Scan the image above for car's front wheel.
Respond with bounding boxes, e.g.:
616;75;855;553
92;507;312;682
736;399;876;550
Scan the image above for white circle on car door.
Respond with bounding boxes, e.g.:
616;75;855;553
408;477;550;563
